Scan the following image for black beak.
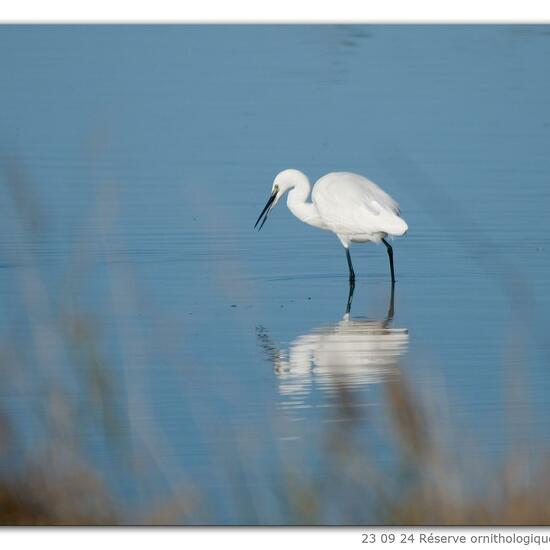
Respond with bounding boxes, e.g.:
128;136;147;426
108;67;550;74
254;190;277;231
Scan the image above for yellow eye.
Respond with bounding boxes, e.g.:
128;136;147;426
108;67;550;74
273;185;279;193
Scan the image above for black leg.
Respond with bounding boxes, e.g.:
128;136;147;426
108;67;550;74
386;281;395;322
345;279;355;315
345;248;355;283
345;248;356;315
382;238;395;284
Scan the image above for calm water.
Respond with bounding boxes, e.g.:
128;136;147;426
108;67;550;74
1;25;550;522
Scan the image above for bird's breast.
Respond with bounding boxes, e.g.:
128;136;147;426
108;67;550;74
349;232;385;243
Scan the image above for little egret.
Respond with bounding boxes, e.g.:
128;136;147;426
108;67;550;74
254;169;408;284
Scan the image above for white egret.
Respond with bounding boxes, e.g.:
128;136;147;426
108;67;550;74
255;169;408;283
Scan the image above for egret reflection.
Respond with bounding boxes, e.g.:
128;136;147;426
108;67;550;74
258;284;408;411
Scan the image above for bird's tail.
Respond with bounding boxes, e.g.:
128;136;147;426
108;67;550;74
386;216;408;236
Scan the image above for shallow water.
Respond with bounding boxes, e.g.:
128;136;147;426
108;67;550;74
1;25;550;522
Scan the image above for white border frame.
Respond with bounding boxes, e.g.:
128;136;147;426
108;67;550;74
1;0;550;23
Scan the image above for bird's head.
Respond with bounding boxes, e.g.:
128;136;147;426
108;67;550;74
254;170;304;231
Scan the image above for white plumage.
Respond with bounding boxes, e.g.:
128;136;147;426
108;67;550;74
255;169;408;283
312;171;407;246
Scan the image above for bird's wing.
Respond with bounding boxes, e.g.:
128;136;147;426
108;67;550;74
312;172;403;236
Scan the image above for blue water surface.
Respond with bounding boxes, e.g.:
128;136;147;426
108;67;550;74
1;25;550;523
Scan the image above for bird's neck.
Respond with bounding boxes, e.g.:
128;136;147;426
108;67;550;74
287;178;323;228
